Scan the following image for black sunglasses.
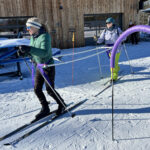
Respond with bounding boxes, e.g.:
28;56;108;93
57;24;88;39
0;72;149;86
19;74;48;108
106;22;112;24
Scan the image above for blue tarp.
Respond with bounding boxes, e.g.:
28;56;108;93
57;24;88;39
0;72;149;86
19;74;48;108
0;38;61;64
0;38;30;49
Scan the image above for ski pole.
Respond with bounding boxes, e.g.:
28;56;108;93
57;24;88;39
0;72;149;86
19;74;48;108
94;34;103;79
24;58;32;73
23;58;75;118
123;43;134;74
111;68;115;141
96;50;103;79
72;32;75;85
23;58;54;104
37;65;75;118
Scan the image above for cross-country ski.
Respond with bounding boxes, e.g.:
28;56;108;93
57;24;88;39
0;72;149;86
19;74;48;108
1;1;150;149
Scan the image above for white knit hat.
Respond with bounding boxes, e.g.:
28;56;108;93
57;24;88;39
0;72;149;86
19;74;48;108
26;17;42;29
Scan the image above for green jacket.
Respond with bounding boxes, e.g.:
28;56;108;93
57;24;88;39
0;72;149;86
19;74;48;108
29;33;54;65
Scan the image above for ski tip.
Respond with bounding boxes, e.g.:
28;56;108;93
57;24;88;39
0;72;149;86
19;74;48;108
83;99;88;103
71;113;76;118
4;143;11;146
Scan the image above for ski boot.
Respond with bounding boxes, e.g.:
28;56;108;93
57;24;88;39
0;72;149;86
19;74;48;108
35;105;50;121
56;103;67;115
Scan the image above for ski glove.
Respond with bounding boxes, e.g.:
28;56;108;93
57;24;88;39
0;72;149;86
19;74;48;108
19;45;31;53
93;35;98;42
17;45;31;56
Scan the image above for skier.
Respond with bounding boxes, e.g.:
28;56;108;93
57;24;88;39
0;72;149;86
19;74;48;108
128;20;138;44
94;17;122;81
18;17;66;120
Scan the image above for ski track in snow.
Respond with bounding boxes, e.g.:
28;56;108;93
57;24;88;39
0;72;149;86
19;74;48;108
1;42;150;149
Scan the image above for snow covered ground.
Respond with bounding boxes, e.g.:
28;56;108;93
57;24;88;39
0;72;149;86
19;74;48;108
1;41;150;150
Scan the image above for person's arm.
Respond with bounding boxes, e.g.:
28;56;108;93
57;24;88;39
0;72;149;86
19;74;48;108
118;27;127;42
30;34;52;58
97;30;105;44
118;27;122;35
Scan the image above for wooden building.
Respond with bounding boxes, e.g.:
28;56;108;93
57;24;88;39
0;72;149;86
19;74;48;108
0;0;142;48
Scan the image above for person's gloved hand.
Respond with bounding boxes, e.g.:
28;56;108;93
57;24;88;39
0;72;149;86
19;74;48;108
17;45;31;57
19;45;31;53
93;35;98;42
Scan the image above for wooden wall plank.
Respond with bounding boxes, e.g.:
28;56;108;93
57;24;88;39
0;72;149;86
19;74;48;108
0;0;139;48
76;0;84;47
0;0;5;16
7;0;13;16
59;0;69;48
26;0;34;16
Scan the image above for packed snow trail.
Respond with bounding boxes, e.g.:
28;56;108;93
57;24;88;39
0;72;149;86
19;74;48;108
1;42;150;150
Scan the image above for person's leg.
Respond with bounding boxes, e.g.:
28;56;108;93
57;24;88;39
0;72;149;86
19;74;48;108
106;50;111;59
133;34;136;44
34;68;50;119
44;66;66;114
111;53;120;81
131;34;134;44
135;33;138;44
